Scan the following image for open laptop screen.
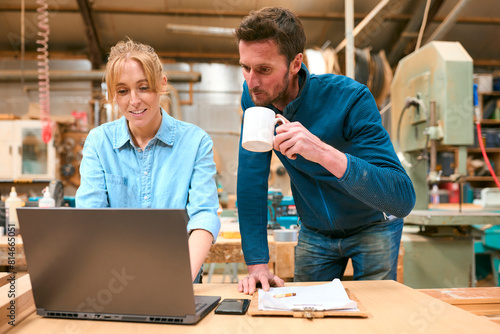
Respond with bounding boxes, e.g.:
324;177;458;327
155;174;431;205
18;208;220;324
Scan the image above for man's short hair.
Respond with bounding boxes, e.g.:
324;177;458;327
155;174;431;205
235;7;306;64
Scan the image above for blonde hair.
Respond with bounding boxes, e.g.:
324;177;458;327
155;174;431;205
105;38;168;104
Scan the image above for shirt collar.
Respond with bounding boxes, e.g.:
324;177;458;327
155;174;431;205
113;108;175;149
155;108;176;146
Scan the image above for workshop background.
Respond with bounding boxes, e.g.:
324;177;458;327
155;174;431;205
1;0;500;288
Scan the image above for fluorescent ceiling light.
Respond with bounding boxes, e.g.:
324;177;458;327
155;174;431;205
166;23;234;37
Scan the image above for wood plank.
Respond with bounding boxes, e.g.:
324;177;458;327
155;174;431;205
482;315;500;325
419;287;500;305
0;236;26;267
0;114;20;120
270;241;296;279
205;237;244;263
205;243;244;263
455;303;500;316
0;274;35;332
419;287;500;317
0;273;13;287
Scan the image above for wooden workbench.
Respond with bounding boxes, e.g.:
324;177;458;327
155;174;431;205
5;278;500;333
419;287;500;323
0;234;298;280
202;235;297;280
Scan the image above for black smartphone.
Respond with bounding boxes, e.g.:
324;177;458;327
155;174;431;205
214;298;251;315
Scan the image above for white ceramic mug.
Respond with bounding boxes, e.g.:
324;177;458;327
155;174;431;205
242;107;285;152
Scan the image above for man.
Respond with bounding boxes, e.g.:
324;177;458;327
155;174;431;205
235;7;416;295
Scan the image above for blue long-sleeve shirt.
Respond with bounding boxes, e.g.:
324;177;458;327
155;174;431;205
76;109;220;240
237;64;415;265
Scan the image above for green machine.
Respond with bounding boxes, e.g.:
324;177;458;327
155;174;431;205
391;41;500;288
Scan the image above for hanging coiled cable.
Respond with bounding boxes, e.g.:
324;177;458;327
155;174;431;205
36;0;51;143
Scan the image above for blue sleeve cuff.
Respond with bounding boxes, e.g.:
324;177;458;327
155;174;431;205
188;211;221;243
338;153;352;182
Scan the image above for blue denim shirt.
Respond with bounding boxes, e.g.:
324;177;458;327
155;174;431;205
76;109;220;240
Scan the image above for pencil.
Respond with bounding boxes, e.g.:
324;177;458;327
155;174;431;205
273;293;296;298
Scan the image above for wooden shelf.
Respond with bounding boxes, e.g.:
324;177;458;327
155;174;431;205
480;119;500;125
466;176;498;182
436;146;500;152
467;148;500;153
479;91;500;96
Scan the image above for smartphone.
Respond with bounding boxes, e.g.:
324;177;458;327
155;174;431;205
214;298;251;315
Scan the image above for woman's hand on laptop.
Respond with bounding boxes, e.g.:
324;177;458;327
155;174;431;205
238;263;284;295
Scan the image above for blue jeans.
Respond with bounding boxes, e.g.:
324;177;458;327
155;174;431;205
294;217;403;281
193;268;203;284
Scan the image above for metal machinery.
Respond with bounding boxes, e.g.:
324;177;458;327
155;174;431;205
267;190;299;232
474;224;500;286
391;41;500;288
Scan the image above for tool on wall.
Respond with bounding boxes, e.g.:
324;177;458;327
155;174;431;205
267;190;299;232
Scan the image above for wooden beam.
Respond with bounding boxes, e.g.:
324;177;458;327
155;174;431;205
0;69;201;83
75;0;103;69
0;5;362;20
474;59;500;67
157;51;240;62
2;5;500;25
425;0;471;43
388;0;448;66
0;50;88;60
335;0;391;53
8;50;499;69
0;4;76;13
426;0;447;26
388;0;433;66
0;50;241;64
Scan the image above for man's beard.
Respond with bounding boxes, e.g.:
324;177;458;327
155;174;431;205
250;72;290;107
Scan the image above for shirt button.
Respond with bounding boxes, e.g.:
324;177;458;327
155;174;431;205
144;195;148;200
144;171;148;176
138;149;142;152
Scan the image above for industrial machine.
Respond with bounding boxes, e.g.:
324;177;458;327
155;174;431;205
474;224;500;286
391;41;473;209
391;41;500;288
267;189;299;231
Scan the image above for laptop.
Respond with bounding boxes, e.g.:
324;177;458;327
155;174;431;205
17;207;221;325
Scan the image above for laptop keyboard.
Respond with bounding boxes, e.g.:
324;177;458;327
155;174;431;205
195;302;208;313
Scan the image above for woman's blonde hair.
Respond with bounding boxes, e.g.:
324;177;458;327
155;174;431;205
105;38;168;104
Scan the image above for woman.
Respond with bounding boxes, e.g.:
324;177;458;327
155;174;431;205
76;39;220;283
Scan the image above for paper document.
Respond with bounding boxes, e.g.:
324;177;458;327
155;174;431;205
258;279;358;311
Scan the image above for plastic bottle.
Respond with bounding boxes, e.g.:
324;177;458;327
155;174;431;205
430;185;440;209
5;186;23;235
38;186;55;208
